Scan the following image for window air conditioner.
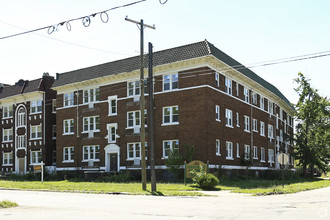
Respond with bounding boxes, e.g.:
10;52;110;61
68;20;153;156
133;127;140;134
88;131;94;138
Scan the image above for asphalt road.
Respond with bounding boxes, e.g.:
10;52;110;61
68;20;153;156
0;187;329;220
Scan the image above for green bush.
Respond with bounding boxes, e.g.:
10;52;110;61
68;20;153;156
99;172;131;183
190;165;219;189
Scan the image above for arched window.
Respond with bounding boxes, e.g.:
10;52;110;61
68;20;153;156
17;108;26;127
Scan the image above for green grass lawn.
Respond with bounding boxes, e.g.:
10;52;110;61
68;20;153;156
0;178;329;196
0;200;18;208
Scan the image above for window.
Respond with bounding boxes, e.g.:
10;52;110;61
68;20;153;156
127;142;148;160
280;109;283;120
108;95;117;116
268;149;274;163
268;101;274;115
163;73;178;91
244;88;249;103
260;121;265;136
17;135;26;148
280;129;283;142
215;72;219;87
52;99;56;113
17;108;26;127
215;105;220;122
268;124;274;139
83;88;100;103
252;92;257;105
236;83;239;96
226;142;233;159
244;145;250;160
52;125;56;139
163;106;179;125
127;110;147;128
252;119;258;132
2;106;13;118
163;140;179;159
284;120;287;133
225;109;233;127
64;92;74;107
276;114;279;129
2;128;13;142
236;143;240;158
260;97;264;110
83;145;100;161
31;100;42;114
216;139;221;156
63;147;74;162
225;78;232;95
30;124;42;139
63;119;74;134
31;151;42;164
83;116;100;132
236;112;240;127
244;115;250;132
260;148;265;162
3;152;13;165
253;146;258;159
107;123;117;143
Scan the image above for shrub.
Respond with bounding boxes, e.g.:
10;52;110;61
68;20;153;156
190;165;219;189
99;172;131;183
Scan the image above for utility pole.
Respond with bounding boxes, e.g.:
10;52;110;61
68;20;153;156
125;17;155;190
148;42;156;192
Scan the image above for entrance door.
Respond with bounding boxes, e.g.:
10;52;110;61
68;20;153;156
18;158;25;174
110;153;118;172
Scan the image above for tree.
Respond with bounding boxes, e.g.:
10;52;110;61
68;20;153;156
294;72;330;177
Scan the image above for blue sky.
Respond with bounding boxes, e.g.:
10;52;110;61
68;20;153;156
0;0;329;104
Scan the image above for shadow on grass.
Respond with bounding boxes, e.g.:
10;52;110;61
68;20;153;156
150;191;164;196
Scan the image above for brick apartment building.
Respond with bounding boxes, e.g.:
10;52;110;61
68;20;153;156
0;74;56;174
51;40;294;176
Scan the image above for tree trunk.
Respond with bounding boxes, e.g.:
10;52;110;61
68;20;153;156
310;163;314;178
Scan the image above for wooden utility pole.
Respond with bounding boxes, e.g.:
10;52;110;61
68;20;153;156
125;17;155;190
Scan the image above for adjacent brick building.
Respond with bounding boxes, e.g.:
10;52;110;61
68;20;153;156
51;40;294;175
0;74;56;174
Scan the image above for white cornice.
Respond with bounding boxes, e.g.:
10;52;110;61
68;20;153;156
0;91;44;106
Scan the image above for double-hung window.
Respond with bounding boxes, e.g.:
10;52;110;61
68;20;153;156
260;121;265;136
260;97;264;110
83;145;100;161
63;147;74;162
2;128;13;142
268;101;274;115
127;110;147;128
226;141;233;159
31;150;42;164
253;146;258;159
108;95;117;116
236;143;240;158
268;124;274;139
225;109;233;127
163;106;179;125
31;100;42;114
215;105;220;122
280;129;283;142
17;108;26;127
17;135;26;148
225;78;232;95
2;152;13;165
163;140;179;159
83;116;100;132
244;88;249;103
244;145;250;160
3;106;13;118
107;123;117;143
236;83;239;96
236;112;240;127
63;119;74;134
216;139;221;156
252;92;257;105
268;149;274;163
30;124;42;139
244;115;250;132
64;92;74;107
215;72;219;87
83;88;100;103
260;148;265;162
252;119;258;132
127;142;148;160
163;73;178;91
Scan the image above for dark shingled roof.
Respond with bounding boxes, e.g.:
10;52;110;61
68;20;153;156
0;78;43;99
52;40;292;108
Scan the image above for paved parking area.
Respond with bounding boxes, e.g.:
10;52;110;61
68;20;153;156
0;187;329;220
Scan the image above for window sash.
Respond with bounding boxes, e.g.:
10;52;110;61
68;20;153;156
216;140;220;155
163;140;179;158
31;100;42;113
163;106;178;124
3;106;13;118
225;78;232;95
83;146;100;161
226;142;233;159
63;147;74;161
163;73;178;91
226;109;233;126
31;151;42;164
83;116;100;132
3;128;13;142
244;145;250;160
83;88;100;103
64;93;74;106
64;119;74;134
3;152;13;165
31;125;42;139
215;105;220;121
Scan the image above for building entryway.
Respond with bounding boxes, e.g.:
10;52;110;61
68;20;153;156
104;144;120;172
18;158;25;174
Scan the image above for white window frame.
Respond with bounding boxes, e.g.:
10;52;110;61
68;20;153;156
244;145;250;160
260;96;264;110
17;108;26;127
63;92;74;107
253;146;258;159
63;119;74;135
2;128;13;142
17;135;26;149
216;139;221;156
244;115;250;132
226;141;233;159
30;150;42;165
215;105;220;122
2;106;13;119
30;100;42;114
163;140;179;159
225;109;233;127
127;110;147;128
280;129;283;142
268;124;274;139
2;152;13;165
163;73;178;91
260;121;265;136
268;101;274;115
162;106;179;125
127;142;148;160
128;80;142;97
260;147;265;162
215;72;219;87
83;88;100;103
225;78;232;95
268;149;274;163
30;124;42;140
252;119;258;132
63;147;74;162
82;145;100;161
236;112;240;127
83;116;100;132
236;143;240;158
236;83;239;96
252;92;257;105
107;123;118;143
108;95;117;116
244;88;249;103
